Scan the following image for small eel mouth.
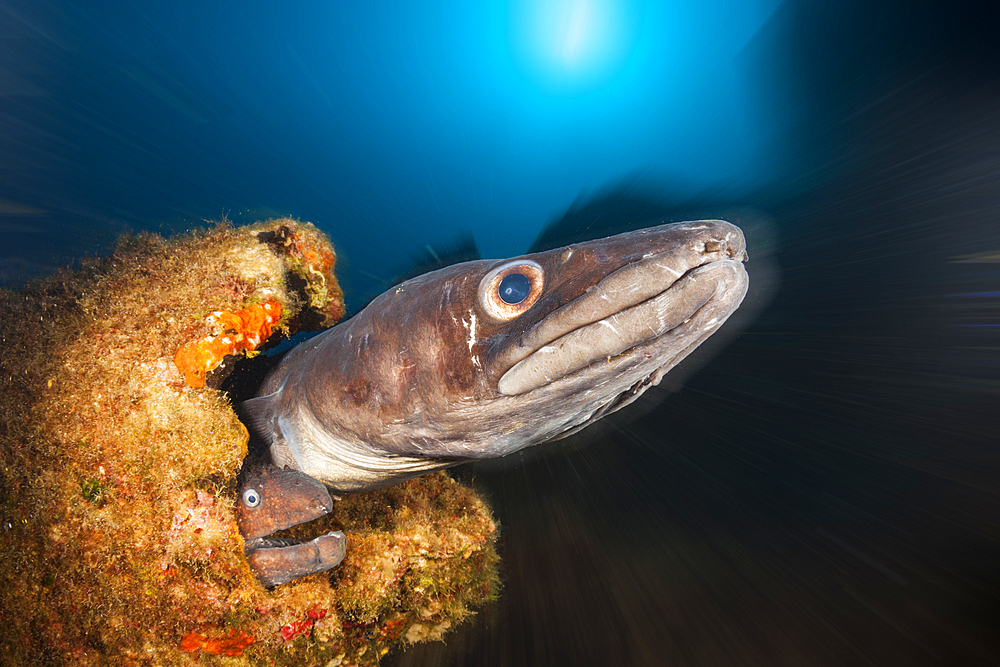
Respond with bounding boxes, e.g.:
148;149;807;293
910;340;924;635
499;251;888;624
236;464;347;587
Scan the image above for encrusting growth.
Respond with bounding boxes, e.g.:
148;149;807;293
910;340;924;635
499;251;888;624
174;301;282;388
0;218;499;666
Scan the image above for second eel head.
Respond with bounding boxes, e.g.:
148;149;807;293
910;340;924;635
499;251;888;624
235;464;345;588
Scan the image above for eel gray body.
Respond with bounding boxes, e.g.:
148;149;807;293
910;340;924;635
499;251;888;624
243;219;749;494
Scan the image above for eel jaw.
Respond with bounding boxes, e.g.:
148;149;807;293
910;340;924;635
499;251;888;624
244;532;347;588
496;220;749;397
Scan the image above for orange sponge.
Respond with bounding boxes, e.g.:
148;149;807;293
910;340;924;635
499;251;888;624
180;628;256;657
174;301;282;388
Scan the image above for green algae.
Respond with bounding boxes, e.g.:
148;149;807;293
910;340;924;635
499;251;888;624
0;219;499;666
80;479;104;505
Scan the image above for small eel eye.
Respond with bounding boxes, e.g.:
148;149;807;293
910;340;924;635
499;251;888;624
478;260;544;321
242;488;262;508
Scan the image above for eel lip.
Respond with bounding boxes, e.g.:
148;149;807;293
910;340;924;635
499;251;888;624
245;531;347;588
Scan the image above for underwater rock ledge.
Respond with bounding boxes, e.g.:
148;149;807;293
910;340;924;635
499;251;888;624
0;219;499;666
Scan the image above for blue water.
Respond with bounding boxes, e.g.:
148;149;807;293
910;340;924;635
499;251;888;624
3;1;1000;665
1;0;791;301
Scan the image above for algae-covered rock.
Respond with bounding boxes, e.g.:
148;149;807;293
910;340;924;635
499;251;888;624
0;219;499;666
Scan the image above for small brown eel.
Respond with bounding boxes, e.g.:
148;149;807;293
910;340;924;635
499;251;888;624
235;464;345;588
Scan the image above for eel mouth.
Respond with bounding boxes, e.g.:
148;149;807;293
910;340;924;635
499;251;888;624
236;464;346;587
498;220;749;396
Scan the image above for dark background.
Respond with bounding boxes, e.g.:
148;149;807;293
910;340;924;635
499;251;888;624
3;1;999;665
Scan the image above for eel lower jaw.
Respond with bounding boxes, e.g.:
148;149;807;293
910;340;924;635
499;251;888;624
245;531;347;588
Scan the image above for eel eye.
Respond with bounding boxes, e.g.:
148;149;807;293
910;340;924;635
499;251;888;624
242;488;262;508
498;273;531;304
478;260;544;321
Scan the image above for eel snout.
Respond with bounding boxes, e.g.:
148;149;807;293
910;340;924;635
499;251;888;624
236;464;346;587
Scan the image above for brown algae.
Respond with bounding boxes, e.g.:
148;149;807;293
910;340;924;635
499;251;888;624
0;219;499;666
